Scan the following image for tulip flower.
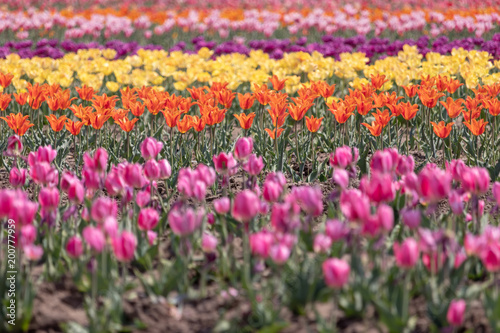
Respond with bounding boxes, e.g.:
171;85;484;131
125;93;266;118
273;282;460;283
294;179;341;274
234;137;253;161
201;233;218;253
447;299;466;327
112;231;137;262
464;118;488;136
430;121;453;139
232;189;260;223
66;236;84;258
393;238;419;268
234;112;256;130
322;258;350;288
138;208;160;231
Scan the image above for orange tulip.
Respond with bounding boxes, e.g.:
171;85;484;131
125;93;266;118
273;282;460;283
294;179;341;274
446;79;463;94
88;112;111;130
383;91;404;106
439;98;464;119
0;113;34;136
253;83;271;105
267;94;289;127
305;115;323;133
92;93;119;111
44;83;61;97
178;97;195;114
0;93;12;111
46;89;76;111
111;108;129;122
484;83;500;98
314;81;335;98
116;117;139;132
161;109;181;128
177;115;193;133
430;121;453;139
187;86;206;101
418;88;445;108
69;104;94;125
355;99;374;116
402;85;419;98
129;101;146;117
370;74;388;90
190;115;206;132
237;93;255;110
27;83;46;110
234;112;256;130
13;92;28;106
420;75;436;90
328;101;354;124
210;82;229;92
464;118;488;136
435;75;450;92
399;102;419;121
485;99;500;117
264;127;284;140
362;120;384;137
65;119;84;135
269;75;287;91
0;73;14;88
372;109;393;127
46;114;68;132
216;89;236;109
120;87;138;108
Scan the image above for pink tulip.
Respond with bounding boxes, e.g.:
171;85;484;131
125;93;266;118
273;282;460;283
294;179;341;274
193;180;207;201
460;166;490;194
322;258;350;288
214;197;230;214
201;233;218;253
396;155;414;176
136;190;150;208
83;148;108;173
330;146;358;169
112;231;137;262
270;244;291;265
361;172;395;203
195;164;216;186
401;209;421;229
60;171;78;192
105;167;126;196
448;191;464;215
20;224;36;246
82;226;106;253
243;154;265;176
234;137;253;160
340;189;370;222
39;187;60;212
454;250;467;268
68;181;84;204
9;167;26;187
263;179;283;202
376;204;394;232
232;189;260;223
140;137;163;160
0;190;15;219
6;135;22;156
417;167;451;202
82;168;101;191
147;231;157;245
249;230;273;258
370;149;396;174
144;159;160;181
9;198;38;226
168;206;204;236
213;152;237;175
332;169;349;189
270;202;301;233
138;208;160;231
123;163;146;188
325;219;348;242
158;159;172;179
446;159;466;181
91;197;117;224
28;146;56;166
66;236;83;258
313;233;332;253
103;217;119;238
493;182;500;205
447;299;466;327
30;162;58;185
480;242;500;272
393;238;419;268
24;244;43;261
292;186;323;216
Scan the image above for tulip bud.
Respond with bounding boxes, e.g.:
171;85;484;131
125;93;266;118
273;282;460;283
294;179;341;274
234;137;253;160
66;236;83;258
447;299;466;327
138;208;160;231
322;258;350;288
214;197;230;214
232;190;260;223
112;231;137;262
393;238;419;268
201;233;218;253
9;167;26;188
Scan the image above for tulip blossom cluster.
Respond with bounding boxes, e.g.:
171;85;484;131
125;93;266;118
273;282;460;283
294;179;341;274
2;135;500;331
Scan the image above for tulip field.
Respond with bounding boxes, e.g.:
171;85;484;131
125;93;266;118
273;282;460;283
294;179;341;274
3;0;500;332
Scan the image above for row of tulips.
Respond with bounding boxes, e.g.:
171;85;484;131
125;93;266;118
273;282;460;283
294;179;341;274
3;6;500;43
1;134;500;331
1;47;499;93
3;34;500;62
3;0;499;10
1;71;500;182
